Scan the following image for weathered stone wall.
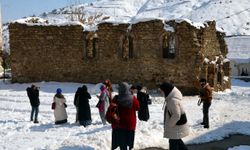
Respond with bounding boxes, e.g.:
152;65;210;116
9;23;85;82
198;21;231;91
9;20;230;95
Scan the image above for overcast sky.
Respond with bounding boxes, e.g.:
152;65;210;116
0;0;95;23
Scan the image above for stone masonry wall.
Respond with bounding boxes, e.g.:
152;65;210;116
9;20;230;95
9;23;85;82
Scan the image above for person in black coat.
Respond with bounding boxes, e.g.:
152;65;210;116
74;85;92;127
26;84;40;123
136;85;150;121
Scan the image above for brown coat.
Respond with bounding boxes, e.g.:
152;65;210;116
200;84;212;103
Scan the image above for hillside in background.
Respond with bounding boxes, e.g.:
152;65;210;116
42;0;250;35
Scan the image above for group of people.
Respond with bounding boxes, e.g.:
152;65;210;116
26;85;69;124
26;78;213;150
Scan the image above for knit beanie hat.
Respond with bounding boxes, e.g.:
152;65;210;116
56;88;62;94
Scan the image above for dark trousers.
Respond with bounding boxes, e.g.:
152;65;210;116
169;139;188;150
111;129;135;150
203;102;211;127
31;106;39;121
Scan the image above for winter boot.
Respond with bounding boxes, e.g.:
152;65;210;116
34;119;39;124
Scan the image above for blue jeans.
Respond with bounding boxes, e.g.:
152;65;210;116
31;106;39;121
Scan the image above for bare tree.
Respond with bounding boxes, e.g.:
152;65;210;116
66;0;110;25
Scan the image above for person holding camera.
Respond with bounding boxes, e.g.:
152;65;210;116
26;84;40;123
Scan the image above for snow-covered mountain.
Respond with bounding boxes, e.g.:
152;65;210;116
41;0;250;36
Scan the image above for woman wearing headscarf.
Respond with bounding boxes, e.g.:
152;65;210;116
53;88;68;125
98;85;110;125
136;85;150;121
111;82;140;150
103;79;113;102
159;82;189;150
76;85;92;127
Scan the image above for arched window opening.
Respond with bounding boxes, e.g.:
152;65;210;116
128;36;133;58
163;34;176;59
86;33;98;58
122;35;133;59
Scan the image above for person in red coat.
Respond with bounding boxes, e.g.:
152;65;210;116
111;82;140;150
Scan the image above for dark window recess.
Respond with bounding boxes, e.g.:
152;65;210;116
122;36;133;59
86;37;97;58
129;36;133;58
92;38;97;58
163;35;176;59
217;72;222;84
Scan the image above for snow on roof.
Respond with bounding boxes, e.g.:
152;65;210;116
175;18;205;29
13;17;84;27
4;0;250;60
204;58;210;63
164;24;174;32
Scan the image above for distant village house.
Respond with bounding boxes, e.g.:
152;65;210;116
225;36;250;81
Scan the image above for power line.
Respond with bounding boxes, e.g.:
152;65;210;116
216;7;250;22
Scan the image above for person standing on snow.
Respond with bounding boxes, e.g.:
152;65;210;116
136;85;150;121
53;88;68;125
26;84;40;123
97;85;110;125
111;82;140;150
103;79;113;102
75;85;92;127
159;82;189;150
198;78;213;129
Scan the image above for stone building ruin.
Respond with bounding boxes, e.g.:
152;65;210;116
9;19;231;95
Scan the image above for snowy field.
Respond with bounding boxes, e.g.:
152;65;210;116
0;79;250;150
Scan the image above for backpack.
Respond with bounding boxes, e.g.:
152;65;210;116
105;99;120;125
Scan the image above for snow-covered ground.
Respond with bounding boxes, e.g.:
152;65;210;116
0;79;250;150
229;145;250;150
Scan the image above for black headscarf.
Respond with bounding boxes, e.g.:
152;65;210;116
82;85;88;93
136;85;143;91
160;82;174;97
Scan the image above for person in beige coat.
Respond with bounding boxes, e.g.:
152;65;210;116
160;82;190;150
53;88;68;125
